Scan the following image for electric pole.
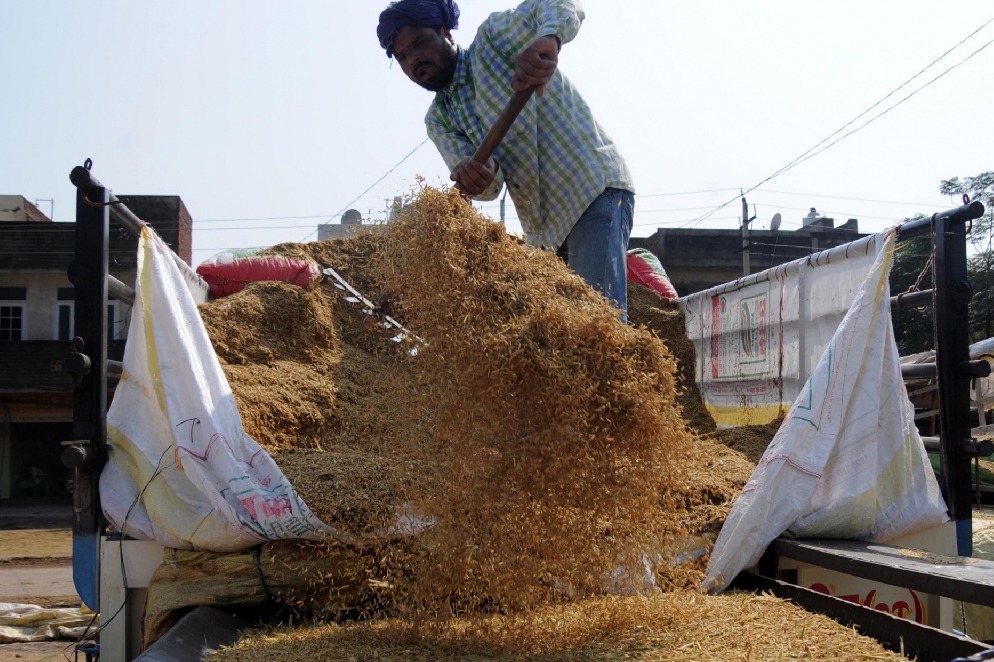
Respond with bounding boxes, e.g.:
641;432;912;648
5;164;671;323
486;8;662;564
741;193;755;277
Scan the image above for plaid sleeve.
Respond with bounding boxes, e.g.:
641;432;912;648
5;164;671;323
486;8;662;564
529;0;583;45
485;0;584;58
426;104;505;201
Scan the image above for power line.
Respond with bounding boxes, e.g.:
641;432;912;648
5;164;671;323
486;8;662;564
766;37;994;178
296;137;430;244
754;188;953;208
683;17;994;228
18;186;938;228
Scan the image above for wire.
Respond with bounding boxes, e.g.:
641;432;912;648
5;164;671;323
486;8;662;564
75;446;175;647
754;189;954;209
0;183;953;240
765;37;994;179
682;18;994;229
295;138;430;244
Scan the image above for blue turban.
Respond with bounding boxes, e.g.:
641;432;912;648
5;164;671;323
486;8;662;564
377;0;460;58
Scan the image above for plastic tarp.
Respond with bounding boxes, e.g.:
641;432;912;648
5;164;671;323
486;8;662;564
196;249;322;299
702;229;949;592
0;603;95;643
681;234;882;428
626;248;678;300
100;227;343;552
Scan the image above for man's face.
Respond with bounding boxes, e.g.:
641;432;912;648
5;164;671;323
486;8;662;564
392;26;457;92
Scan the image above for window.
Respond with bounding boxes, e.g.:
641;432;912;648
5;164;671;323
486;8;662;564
57;288;74;341
58;304;74;341
0;304;23;341
0;287;27;341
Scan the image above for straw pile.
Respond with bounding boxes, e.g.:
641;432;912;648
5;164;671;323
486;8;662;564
192;187;895;659
208;591;907;661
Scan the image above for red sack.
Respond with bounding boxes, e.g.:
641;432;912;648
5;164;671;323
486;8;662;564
196;251;322;299
626;248;678;300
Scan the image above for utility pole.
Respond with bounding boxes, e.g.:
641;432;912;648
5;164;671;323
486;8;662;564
741;193;755;277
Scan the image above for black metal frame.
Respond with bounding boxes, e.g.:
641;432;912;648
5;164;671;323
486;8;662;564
895;201;987;551
61;160;205;614
742;201;994;662
733;572;991;661
61;170;990;659
62;173;111;611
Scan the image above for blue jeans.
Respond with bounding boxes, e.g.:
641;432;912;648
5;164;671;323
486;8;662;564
557;188;634;323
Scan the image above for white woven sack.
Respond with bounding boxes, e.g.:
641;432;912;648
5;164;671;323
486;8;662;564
100;227;342;551
702;229;948;592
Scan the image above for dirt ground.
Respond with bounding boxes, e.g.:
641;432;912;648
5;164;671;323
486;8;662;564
0;510;81;662
0;528;72;565
0;641;79;662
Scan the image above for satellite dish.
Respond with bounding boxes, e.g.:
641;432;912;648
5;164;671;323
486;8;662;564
770;212;782;232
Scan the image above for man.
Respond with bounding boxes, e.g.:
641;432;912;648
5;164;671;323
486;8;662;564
377;0;635;321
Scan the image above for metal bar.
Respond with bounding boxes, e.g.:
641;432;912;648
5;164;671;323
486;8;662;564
733;571;988;662
70;165;144;236
896;201;986;241
920;437;993;456
901;361;990;381
68;183;108;611
893;289;933;311
107;274;135;307
903;363;937;380
933;209;976;553
681;233;881;301
70;164;209;296
768;538;994;608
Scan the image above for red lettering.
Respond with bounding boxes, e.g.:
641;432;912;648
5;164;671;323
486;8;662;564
260;497;293;518
240;497;258;520
891;601;911;619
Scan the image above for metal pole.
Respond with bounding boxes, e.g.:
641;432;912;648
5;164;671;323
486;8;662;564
66;183;109;610
741;196;750;277
933;209;975;555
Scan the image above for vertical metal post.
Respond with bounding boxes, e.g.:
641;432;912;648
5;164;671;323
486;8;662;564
741;196;751;277
932;212;973;555
68;184;109;609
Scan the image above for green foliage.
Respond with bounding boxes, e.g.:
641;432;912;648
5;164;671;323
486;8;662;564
940;173;994;251
940;172;994;341
890;223;934;355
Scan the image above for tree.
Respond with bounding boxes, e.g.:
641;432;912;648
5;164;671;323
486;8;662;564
940;172;994;341
890;220;934;355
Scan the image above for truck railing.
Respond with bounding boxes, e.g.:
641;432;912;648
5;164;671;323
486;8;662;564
893;201;987;544
62;159;208;614
744;200;994;661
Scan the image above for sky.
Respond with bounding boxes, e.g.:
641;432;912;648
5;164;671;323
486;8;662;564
2;1;993;268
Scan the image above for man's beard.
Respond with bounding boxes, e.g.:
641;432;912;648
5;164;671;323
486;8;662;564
416;51;456;92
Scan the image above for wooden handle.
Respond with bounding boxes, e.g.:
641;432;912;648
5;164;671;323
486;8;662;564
471;88;535;164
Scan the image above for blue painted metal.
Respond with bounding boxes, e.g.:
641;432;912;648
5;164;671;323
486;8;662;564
72;532;100;610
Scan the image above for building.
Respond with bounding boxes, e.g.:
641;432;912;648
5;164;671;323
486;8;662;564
0;194;192;502
318;208;366;241
629;209;863;296
317;197;407;241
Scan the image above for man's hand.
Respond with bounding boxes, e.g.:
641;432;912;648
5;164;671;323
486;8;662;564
512;35;559;96
451;157;497;197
